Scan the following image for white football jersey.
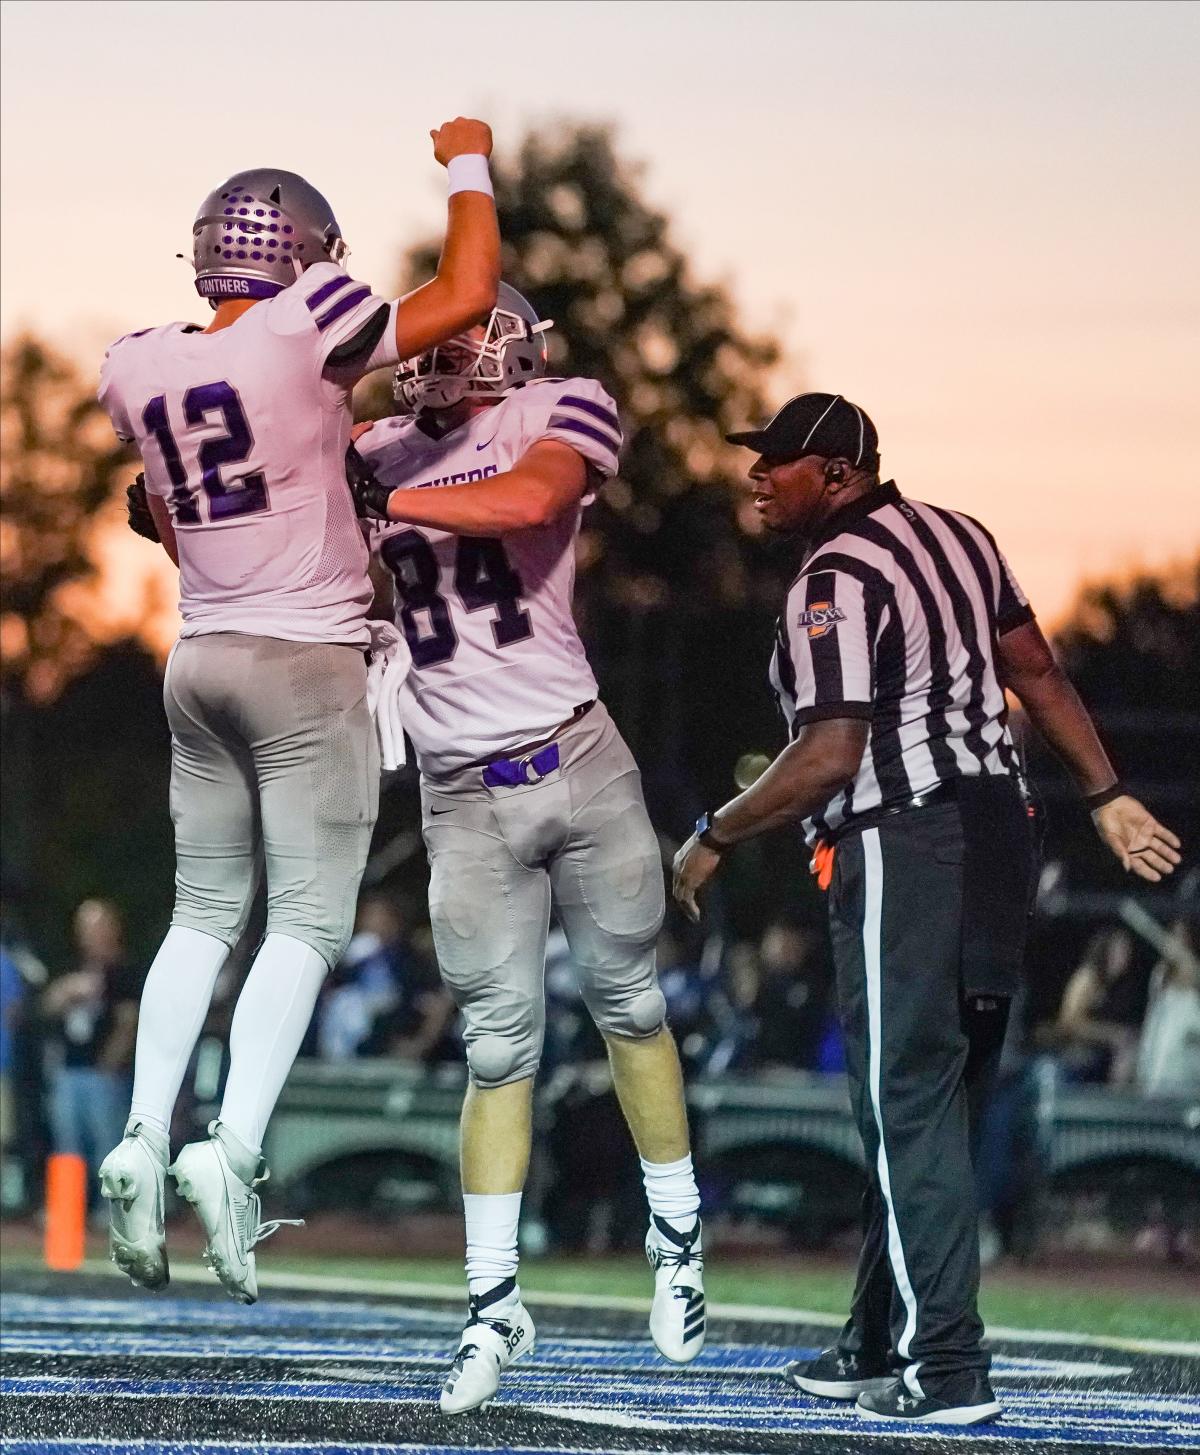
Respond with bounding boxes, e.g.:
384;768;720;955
358;377;622;773
99;263;398;646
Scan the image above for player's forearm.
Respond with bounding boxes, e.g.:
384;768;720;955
437;189;501;312
394;192;500;360
711;726;865;845
384;472;570;536
1013;665;1117;798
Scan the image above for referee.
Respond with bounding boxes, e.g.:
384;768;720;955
672;392;1180;1426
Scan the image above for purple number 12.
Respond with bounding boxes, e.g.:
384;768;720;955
142;382;269;524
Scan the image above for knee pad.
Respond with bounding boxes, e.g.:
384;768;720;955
465;1034;526;1087
585;975;667;1041
453;986;544;1089
463;1013;543;1086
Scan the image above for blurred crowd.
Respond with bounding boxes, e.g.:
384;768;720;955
2;886;1197;1233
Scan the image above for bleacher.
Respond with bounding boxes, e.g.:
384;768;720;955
261;1060;1200;1246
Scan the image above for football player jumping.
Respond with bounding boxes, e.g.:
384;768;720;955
98;121;500;1302
350;287;705;1414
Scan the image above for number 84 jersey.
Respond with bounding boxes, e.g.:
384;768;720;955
359;377;621;775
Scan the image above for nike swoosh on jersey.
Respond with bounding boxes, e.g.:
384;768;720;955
476;437;498;451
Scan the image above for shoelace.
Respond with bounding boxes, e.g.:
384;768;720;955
658;1242;699;1268
446;1346;475;1379
651;1218;703;1271
447;1314;512;1383
236;1187;303;1250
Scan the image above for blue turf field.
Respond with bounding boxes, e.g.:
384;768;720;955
1;1273;1197;1453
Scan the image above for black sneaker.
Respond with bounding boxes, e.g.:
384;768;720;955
785;1346;895;1400
856;1373;1001;1425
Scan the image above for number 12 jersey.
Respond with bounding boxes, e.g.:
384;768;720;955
98;263;397;647
358;377;622;774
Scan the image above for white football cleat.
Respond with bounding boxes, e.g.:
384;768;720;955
169;1120;301;1304
98;1117;170;1291
646;1215;706;1363
440;1279;535;1415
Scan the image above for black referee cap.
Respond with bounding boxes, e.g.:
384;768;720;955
726;393;878;466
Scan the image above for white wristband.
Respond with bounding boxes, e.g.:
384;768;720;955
446;154;494;199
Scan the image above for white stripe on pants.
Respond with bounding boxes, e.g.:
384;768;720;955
861;826;920;1361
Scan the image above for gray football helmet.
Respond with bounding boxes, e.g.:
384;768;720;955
392;283;552;413
191;168;350;308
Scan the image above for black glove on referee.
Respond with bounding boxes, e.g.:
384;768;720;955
125;473;159;542
345;443;394;521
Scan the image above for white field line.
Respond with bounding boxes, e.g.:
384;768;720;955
80;1258;1200;1360
0;1443;659;1455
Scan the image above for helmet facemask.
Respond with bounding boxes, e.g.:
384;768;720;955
393;293;552;415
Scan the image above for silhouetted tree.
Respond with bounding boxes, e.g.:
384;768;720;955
1055;562;1200;714
0;335;133;700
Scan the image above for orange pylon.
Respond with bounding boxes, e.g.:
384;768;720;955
44;1153;87;1271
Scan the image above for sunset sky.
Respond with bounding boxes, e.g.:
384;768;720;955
2;0;1197;636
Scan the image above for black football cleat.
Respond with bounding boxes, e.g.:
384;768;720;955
785;1346;895;1400
856;1372;1002;1425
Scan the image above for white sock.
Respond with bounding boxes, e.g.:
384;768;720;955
463;1190;522;1314
641;1152;701;1243
128;926;230;1137
219;933;328;1156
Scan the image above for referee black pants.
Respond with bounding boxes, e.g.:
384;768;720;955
828;801;1015;1389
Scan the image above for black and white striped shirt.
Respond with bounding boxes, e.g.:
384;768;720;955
769;481;1034;845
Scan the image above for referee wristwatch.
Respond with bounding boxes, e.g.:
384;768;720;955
696;811;731;853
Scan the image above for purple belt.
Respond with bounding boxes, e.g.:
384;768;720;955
482;743;561;789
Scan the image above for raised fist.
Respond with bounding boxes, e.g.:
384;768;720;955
431;118;493;166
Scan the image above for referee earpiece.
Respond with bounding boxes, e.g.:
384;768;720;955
824;461;846;489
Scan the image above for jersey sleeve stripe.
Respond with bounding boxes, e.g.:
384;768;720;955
557;394;621;435
551;406;622;450
547;416;621;457
306;274;358;313
316;285;374;332
544;410;616;448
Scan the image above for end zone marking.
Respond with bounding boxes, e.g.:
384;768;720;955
78;1259;1200;1359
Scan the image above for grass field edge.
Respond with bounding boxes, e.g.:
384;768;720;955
71;1258;1200;1359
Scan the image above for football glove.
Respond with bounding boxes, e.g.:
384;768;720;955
126;474;159;542
345;443;394;520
